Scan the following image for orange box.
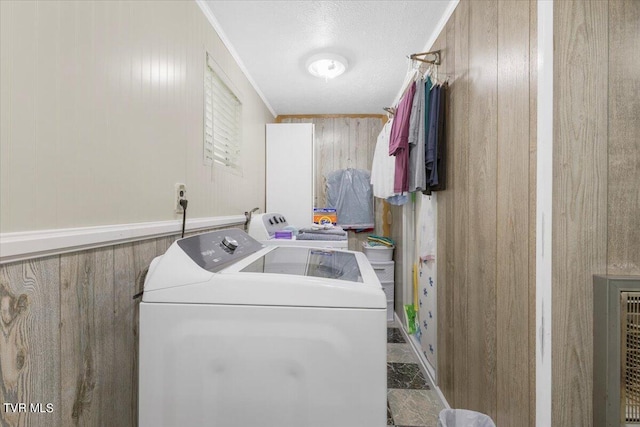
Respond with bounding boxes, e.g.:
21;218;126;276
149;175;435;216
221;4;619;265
313;208;337;225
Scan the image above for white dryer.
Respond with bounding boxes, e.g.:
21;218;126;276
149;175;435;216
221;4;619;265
248;212;349;249
139;228;386;427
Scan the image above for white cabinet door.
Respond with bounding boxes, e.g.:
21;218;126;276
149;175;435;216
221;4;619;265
265;124;314;227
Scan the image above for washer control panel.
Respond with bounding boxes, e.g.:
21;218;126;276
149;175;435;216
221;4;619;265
177;229;264;272
262;213;288;237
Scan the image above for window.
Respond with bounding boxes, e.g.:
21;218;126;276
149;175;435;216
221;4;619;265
204;52;242;174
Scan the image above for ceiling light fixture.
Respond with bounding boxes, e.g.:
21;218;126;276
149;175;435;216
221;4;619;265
306;53;348;80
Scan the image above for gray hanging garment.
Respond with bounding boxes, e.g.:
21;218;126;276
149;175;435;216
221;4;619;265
325;168;374;229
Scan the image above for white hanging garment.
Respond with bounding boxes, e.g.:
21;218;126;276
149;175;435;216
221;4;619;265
370;120;397;199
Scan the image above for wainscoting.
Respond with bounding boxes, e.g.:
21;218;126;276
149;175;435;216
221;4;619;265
0;227;236;426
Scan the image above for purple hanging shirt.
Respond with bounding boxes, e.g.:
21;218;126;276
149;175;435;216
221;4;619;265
389;82;416;193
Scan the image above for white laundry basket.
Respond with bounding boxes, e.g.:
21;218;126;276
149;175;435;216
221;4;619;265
438;409;496;427
361;242;394;262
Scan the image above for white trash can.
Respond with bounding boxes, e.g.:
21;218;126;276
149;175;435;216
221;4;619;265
438;409;496;427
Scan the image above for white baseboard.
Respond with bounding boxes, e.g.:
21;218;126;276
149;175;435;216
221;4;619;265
394;311;451;410
0;215;245;264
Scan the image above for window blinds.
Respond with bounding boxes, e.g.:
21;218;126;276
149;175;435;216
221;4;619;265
204;53;242;173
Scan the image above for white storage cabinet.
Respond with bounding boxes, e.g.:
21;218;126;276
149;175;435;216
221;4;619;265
265;123;315;228
369;260;395;322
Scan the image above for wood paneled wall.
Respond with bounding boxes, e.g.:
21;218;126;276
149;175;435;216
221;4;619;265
276;116;384;251
424;1;537;424
607;1;640;276
553;1;640;425
0;227;235;426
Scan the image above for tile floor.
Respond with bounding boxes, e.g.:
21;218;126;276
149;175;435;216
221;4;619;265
387;325;445;427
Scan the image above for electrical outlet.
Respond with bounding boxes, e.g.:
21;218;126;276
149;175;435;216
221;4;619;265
175;183;187;213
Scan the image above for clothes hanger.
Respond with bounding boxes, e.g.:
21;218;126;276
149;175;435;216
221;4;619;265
383;107;396;118
409;50;441;66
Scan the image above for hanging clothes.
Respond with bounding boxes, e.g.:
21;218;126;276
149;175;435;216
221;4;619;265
389;82;416;194
433;82;448;191
370;118;408;205
408;78;426;192
424;82;447;194
386;193;409;206
423;76;433;174
370;119;397;199
425;84;440;188
325;168;374;229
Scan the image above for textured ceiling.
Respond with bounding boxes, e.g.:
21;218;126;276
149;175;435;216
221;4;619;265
202;1;455;116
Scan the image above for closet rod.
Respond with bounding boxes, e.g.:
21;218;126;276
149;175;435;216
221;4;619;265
409;49;441;65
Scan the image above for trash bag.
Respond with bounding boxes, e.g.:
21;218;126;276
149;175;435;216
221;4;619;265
438;409;496;427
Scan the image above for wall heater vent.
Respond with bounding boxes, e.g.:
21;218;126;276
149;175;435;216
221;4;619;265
594;275;640;427
622;292;640;424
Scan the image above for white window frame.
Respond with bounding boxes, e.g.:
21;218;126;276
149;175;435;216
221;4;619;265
204;52;243;175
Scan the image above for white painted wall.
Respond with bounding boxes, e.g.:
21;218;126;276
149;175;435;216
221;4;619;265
0;0;274;233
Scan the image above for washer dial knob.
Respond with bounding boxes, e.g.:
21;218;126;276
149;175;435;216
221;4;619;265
222;236;238;251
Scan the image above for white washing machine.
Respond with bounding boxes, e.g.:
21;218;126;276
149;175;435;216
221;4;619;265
139;228;386;427
248;212;349;249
